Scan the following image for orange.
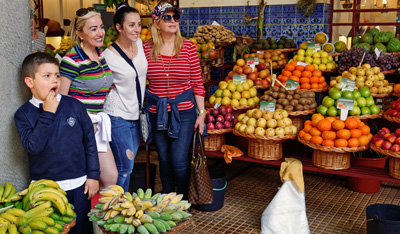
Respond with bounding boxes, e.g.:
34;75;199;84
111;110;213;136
359;135;370;146
321;81;327;87
303;133;312;142
319;77;325;83
305;65;315;72
322;139;335;146
285;64;295;71
345;118;360;129
332;120;345;130
335;139;348;147
281;76;289;83
322;131;336;140
282;70;292;77
337;129;351;140
290;61;298;66
295;65;305;72
301;83;311;89
348;138;360;147
317;119;332;131
293;70;302;77
302;71;312;78
312;114;325;126
359;125;370;135
394;83;400;94
300;77;310;84
311;83;319;89
304;120;312;126
318;84;324;89
299;130;306;138
236;59;245;66
310;127;322;136
311;135;323;145
289;76;300;82
325;117;336;123
350;129;362;138
310;76;319;83
313;70;322;77
303;124;313;133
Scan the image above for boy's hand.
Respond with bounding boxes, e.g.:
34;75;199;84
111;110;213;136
84;178;99;200
42;91;59;113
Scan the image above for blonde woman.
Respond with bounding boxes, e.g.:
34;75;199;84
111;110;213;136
58;7;118;194
143;2;205;197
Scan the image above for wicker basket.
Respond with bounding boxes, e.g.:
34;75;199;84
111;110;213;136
200;59;212;83
334;111;383;120
60;219;76;234
383;113;400;124
382;69;397;75
370;143;400;179
233;130;296;160
297;87;328;93
211;46;225;67
298;136;369;170
203;129;232;151
371;93;392;98
287;109;316;131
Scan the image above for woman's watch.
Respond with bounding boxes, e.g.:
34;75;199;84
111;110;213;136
198;109;207;115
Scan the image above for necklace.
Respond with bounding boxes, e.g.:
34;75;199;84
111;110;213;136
161;54;173;97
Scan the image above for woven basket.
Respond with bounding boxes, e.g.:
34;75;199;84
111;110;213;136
297;87;328;93
383;113;400;124
371;93;392;98
321;68;338;73
60;219;76;234
98;219;192;234
200;59;212;83
382;69;397;75
203;129;232;151
233;130;295;160
211;46;225;67
335;111;383;120
255;84;271;89
205;102;256;111
290;115;304;131
370;143;400;179
288;109;316;116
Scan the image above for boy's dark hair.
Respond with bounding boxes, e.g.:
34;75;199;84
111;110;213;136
21;52;59;79
114;2;139;31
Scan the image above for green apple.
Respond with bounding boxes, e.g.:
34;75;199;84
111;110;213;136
214;89;223;97
356;97;367;107
366;97;375;107
305;49;313;57
327;106;338;116
352;90;361;99
317;105;328;115
349;106;361;116
342;91;353;99
236;84;244;92
297;49;305;56
329;87;339;97
359;86;371;98
330;90;342;100
361;106;371;115
370;105;381;114
322;97;335;108
305;56;313;64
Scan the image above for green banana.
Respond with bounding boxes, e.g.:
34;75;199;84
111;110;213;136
0;185;4;201
157;219;171;231
110;223;121;232
153;219;166;232
119;224;129;234
89;216;102;222
15;201;24;209
61;215;73;223
144;188;152;199
113;215;125;224
18;225;32;234
54;222;64;231
2;182;13;201
96;220;107;226
151;193;161;200
0;212;17;224
137;188;145;200
139;214;153;224
146;211;161;219
28;220;48;231
104;224;113;231
16;216;28;228
127;224;136;234
42;226;60;234
32;231;46;234
6;208;25;217
65;205;74;217
94;203;104;209
31;192;67;215
143;223;158;234
171;212;183;222
30;216;55;226
50;213;62;221
137;225;150;234
3;185;16;202
22;201;52;220
159;212;172;221
166;220;176;228
175;210;192;220
124;192;133;202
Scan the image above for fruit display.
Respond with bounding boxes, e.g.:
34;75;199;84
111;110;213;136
191;39;217;60
322;43;335;53
193;25;236;46
205;106;238;130
338;47;400;73
276;61;327;90
317;87;381;116
314;32;328;45
298;114;372;148
393;84;400;96
352;28;400;53
260;87;318;112
139;28;151;42
208;80;260;107
88;186;191;234
371;128;400;152
55;37;72;56
252;36;297;50
385;99;400;119
244;50;288;70
101;26;118;51
331;63;393;95
334;41;347;53
290;49;337;71
0;179;75;234
234;109;298;137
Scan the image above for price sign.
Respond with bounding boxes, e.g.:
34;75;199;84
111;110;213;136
247;57;259;72
297;62;308;67
260;102;276;112
338;77;356;91
374;48;383;59
337;97;354;120
256;51;264;54
233;75;246;84
307;43;321;53
284;79;300;90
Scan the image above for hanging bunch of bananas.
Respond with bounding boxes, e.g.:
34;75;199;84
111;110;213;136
55;37;73;56
0;179;75;234
88;186;192;234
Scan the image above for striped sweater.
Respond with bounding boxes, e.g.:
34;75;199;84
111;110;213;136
60;45;113;112
143;39;205;113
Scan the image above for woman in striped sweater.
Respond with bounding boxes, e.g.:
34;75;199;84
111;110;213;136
58;7;118;191
144;2;206;197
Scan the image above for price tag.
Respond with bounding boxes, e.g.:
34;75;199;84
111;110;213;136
284;79;300;90
307;43;321;53
338;77;356;91
256;51;264;54
211;21;220;26
260;102;275;112
337;97;354;120
374;48;383;59
213;102;221;109
297;62;308;67
233;75;246;84
247;57;259;72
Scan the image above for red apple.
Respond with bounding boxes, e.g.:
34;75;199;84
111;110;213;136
387;134;397;143
247;72;258;81
223;120;232;129
225;113;233;122
395;137;400;145
383;133;392;141
382;128;391;134
225;106;233;113
396;129;400;137
224;76;230;82
394;103;400;111
257;63;267;71
382;141;393;150
206;108;212;116
215;121;224;129
232;118;238;125
391;101;398;109
206;122;215;130
374;138;384;148
390;109;399;117
216;115;224;122
392;144;400;152
377;129;387;138
206;115;215;123
218;106;227;116
254;79;263;86
261;79;270;86
371;135;379;144
212;109;219;116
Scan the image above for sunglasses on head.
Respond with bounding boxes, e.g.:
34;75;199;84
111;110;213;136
76;7;97;17
162;14;180;23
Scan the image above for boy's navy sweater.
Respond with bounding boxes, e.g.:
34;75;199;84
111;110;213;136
14;95;100;181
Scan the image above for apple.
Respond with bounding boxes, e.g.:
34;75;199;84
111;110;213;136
232;118;239;125
322;97;335;108
377;129;387;138
265;128;275;137
389;109;399;117
257;118;267;128
353;90;361;99
382;141;393;150
327;106;338;116
275;127;285;136
330;90;342;100
219;106;227;116
371;135;379;144
267;119;277;128
365;97;375;107
215;121;224;130
225;113;233;122
370;105;381;114
283;117;292;126
387;134;397;143
241;116;249;124
223;120;232;129
342;91;354;99
212;109;219;116
247;117;257;127
263;111;274;120
383;133;392;141
257;63;267;71
395;129;400;137
206;115;215;123
239;124;247;133
235;122;241;130
216;115;224;122
382;128;390;135
391;144;400;152
395;137;400;145
245;125;255;134
206;122;215;130
317;105;328;115
255;127;265;136
361;107;371;115
252;109;263;119
284;126;295;135
273;111;283;120
359;86;371;98
374;138;384;148
225;106;233;113
349;106;361;116
277;119;287;128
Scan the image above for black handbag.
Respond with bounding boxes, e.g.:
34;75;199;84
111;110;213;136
188;129;214;205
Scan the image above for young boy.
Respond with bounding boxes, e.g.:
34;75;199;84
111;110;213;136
14;52;100;234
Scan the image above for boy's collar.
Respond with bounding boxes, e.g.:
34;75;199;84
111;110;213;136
29;94;62;108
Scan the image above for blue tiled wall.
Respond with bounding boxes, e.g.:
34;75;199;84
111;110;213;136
180;3;331;46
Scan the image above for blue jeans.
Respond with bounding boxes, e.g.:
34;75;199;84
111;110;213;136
149;108;196;197
66;183;92;234
108;115;141;192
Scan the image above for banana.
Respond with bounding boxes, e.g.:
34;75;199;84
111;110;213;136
18;225;32;234
95;211;106;219
156;198;171;209
2;182;13;201
139;214;153;224
175;210;192;220
109;209;120;219
137;225;149;234
89;216;102;222
6;208;25;217
94;203;104;209
101;199;112;211
144;188;152;199
171;212;183;222
177;200;191;210
126;206;137;216
31;192;67;215
23;184;46;211
133;197;143;211
112;203;125;211
135;209;144;219
121;209;129;216
97;220;107;226
146;207;162;213
141;201;154;210
28;220;48;231
159;212;172;221
98;196;113;204
143;223;158;234
31;187;68;204
124;192;133;202
156;194;166;205
109;196;122;208
3;185;16;202
30;179;60;190
113;215;125;224
22;201;52;220
16;216;28;228
30;216;55;226
18;188;29;196
7;194;22;202
7;224;18;234
61;215;74;224
125;216;134;224
103;185;124;195
157;219;171;231
166;220;176;228
54;223;64;231
170;194;184;204
127;224;136;234
100;189;121;197
0;224;7;234
120;201;134;209
110;223;121;232
146;211;160;220
65;204;74;217
119;223;129;234
132;219;142;227
137;188;145;200
153;219;166;233
42;226;59;234
103;209;113;220
50;213;62;221
163;192;177;201
150;193;161;200
0;213;17;224
0;185;4;201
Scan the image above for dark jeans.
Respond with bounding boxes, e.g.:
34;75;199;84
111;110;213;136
66;183;92;234
149;108;196;197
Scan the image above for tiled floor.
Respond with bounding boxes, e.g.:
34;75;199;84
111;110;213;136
135;147;400;234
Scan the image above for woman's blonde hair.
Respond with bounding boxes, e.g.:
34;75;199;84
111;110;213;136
149;19;183;62
70;11;102;48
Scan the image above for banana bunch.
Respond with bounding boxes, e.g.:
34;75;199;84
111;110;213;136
58;38;72;53
89;186;192;234
0;182;23;204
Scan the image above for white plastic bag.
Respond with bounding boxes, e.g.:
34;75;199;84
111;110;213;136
260;180;310;234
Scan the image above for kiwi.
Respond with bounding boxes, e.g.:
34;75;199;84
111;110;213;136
264;90;272;95
290;99;299;106
279;87;286;93
272;86;279;92
294;89;302;94
295;104;304;111
267;96;275;102
285;105;294;111
281;99;289;106
286;95;293;100
276;104;284;110
299;98;308;105
306;99;312;105
286;90;295;95
309;103;317;109
278;93;286;99
307;92;315;98
303;105;310;110
293;94;301;100
272;92;279;98
260;96;268;101
300;93;308;98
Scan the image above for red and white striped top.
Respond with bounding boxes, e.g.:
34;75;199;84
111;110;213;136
143;39;205;113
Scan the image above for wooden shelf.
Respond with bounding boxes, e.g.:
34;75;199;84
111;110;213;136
203;151;400;184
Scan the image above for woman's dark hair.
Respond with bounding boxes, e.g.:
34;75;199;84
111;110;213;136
114;2;139;30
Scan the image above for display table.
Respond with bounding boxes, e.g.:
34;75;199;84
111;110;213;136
203;151;400;184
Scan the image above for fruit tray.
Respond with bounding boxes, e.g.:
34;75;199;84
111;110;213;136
297;87;328;93
383;113;400;124
288;109;316;116
252;48;299;53
334;110;383;120
207;128;233;134
382;69;398;75
297;135;369;153
329;52;342;57
370;143;400;158
98;219;192;234
233;130;296;142
60;219;76;234
371;93;392;98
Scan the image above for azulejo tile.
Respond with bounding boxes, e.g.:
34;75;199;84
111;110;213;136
233;19;244;25
188;8;198;14
222;19;232;25
311;11;323;18
323;17;330;24
180;8;187;14
282;25;296;37
233;6;245;14
179;26;188;35
180;20;187;26
263;17;270;24
189;14;198;20
283;18;295;24
199;14;209;19
270;12;283;18
270;18;281;24
233;25;242;36
296;17;309;24
199;7;209;14
283;4;295;13
315;3;324;11
189;20;198;25
209;14;220;21
324;24;330;35
283;12;295;19
297;24;308;36
310;17;323;24
221;6;232;13
199;19;209;25
188;26;197;35
269;5;282;13
210;7;221;14
249;6;258;14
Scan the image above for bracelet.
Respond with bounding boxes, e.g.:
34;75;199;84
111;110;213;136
198;109;207;115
